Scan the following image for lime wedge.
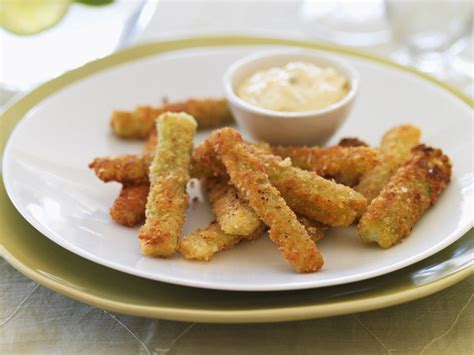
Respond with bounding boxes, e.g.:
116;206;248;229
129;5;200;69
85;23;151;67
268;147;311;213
0;0;71;35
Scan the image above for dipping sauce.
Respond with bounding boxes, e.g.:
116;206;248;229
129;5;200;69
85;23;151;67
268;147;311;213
237;61;349;112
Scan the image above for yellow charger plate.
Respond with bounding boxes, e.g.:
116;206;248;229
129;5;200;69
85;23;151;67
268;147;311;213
1;36;473;323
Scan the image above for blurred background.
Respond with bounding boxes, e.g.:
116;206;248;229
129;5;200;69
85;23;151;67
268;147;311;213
1;0;473;106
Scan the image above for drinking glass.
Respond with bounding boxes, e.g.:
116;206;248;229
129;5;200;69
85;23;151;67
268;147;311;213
299;0;390;46
385;0;473;77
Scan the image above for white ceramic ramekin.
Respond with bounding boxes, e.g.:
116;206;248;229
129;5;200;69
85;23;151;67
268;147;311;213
223;50;360;145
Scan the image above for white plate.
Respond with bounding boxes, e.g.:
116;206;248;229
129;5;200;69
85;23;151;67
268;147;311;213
3;46;473;291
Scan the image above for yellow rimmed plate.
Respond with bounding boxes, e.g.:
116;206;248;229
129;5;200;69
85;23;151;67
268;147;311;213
1;36;473;322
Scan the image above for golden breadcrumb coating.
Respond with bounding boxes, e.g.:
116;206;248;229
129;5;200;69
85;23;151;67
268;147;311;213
178;221;265;261
90;140;270;185
208;128;324;273
89;155;152;185
108;128;157;227
193;138;367;226
110;184;149;227
206;176;262;236
110;98;233;139
108;180;327;246
355;124;421;203
178;216;325;261
139;112;197;257
89;153;212;183
92;144;366;227
358;144;451;248
337;138;372;183
271;145;380;186
259;151;366;226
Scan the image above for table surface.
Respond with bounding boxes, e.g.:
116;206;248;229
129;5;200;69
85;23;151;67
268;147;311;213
1;1;473;354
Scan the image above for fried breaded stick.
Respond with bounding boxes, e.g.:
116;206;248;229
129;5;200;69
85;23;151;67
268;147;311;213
206;175;327;239
355;125;421;203
259;152;366;226
205;177;328;242
178;216;326;261
191;140;272;178
179;221;265;261
271;145;380;186
193;137;229;176
205;176;262;236
108;128;157;227
93;142;367;227
193;138;367;226
89;153;211;183
89;155;152;184
358;145;451;248
206;173;328;239
90;140;270;184
209;128;323;273
90;121;210;183
111;98;233;139
139;112;197;257
92;143;367;226
109;184;149;227
108;177;328;246
108;175;327;246
336;137;373;187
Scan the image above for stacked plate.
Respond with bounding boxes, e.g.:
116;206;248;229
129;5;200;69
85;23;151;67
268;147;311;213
1;37;472;323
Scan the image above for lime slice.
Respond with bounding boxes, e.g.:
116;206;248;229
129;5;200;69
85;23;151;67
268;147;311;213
0;0;71;35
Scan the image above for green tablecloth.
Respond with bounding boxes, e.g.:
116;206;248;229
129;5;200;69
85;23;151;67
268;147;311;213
1;259;473;354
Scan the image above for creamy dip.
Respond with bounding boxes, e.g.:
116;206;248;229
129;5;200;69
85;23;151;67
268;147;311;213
237;61;349;112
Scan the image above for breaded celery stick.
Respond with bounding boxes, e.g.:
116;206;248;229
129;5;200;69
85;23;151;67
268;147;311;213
193;139;367;226
355;125;421;202
90;141;268;184
179;222;265;261
110;184;149;227
258;151;366;226
209;128;324;273
271;145;380;186
93;142;367;226
206;176;262;236
111;98;233;139
109;129;157;227
108;128;156;227
179;217;326;261
206;174;327;241
139;112;197;257
89;155;152;184
192;137;228;176
108;179;327;244
143;126;211;178
89;153;211;183
107;174;327;248
336;138;372;184
358;145;451;248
